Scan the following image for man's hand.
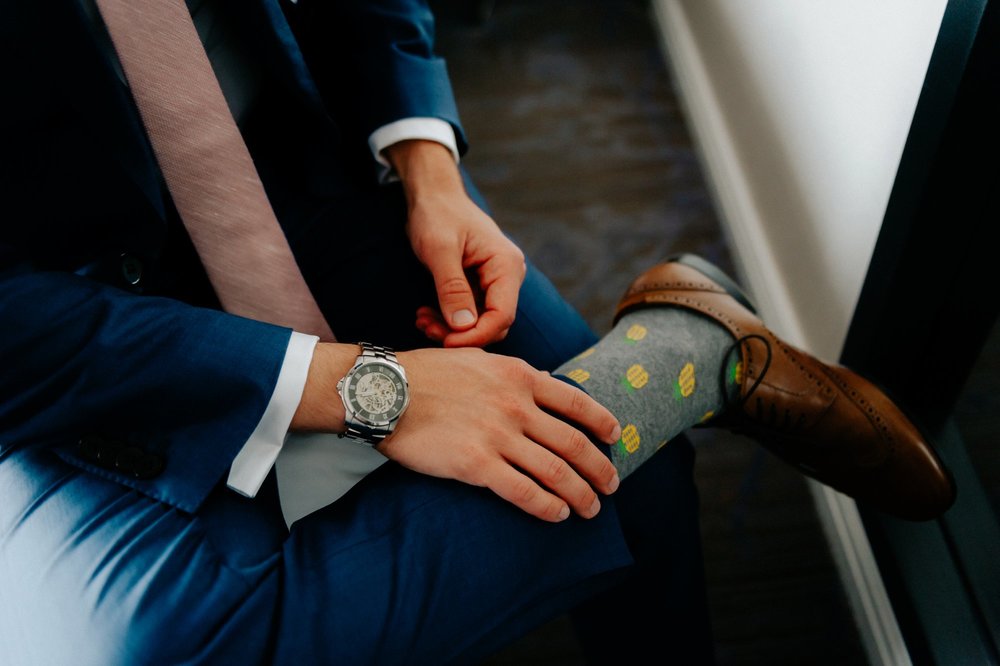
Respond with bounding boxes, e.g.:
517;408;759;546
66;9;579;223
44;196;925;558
387;140;526;348
290;344;622;522
383;348;622;522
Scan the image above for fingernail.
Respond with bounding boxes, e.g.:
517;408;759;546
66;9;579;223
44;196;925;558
451;309;475;326
608;473;620;493
557;505;571;521
609;424;622;444
588;497;601;517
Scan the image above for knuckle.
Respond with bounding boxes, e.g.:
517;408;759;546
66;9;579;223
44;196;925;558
569;389;589;415
544;456;570;485
501;397;529;422
483;418;514;443
510;476;538;506
576;486;597;511
504;357;536;386
456;448;488;479
602;461;618;487
438;276;471;299
565;430;591;458
415;232;452;257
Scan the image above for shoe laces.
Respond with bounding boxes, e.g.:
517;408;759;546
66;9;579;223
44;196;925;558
713;332;797;435
721;333;812;434
725;333;772;412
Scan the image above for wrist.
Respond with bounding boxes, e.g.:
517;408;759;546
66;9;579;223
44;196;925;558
386;139;464;205
289;342;356;432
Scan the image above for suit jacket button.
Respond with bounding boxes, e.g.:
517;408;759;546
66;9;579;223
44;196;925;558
77;435;104;463
115;446;143;476
78;435;119;468
120;253;143;287
134;453;165;480
115;446;164;479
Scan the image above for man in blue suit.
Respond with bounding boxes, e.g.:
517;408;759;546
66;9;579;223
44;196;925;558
0;1;721;663
0;0;954;664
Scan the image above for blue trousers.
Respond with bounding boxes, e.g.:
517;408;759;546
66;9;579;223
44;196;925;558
0;180;714;665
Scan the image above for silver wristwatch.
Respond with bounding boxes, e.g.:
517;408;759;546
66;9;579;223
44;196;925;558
337;342;410;446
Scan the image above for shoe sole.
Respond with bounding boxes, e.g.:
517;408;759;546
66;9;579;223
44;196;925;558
664;253;758;314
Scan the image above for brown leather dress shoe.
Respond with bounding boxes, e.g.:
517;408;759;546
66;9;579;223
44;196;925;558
615;254;956;521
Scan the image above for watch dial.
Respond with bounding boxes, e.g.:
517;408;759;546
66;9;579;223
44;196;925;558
347;363;408;424
356;371;396;414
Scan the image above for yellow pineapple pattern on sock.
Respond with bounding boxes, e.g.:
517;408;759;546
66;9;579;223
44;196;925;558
700;410;714;423
616;424;641;455
566;368;590;384
729;359;743;386
620;363;649;392
575;347;596;360
674;362;696;400
623;324;647;344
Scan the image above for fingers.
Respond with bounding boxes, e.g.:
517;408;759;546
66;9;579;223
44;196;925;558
533;373;622;447
414;306;449;343
441;254;525;347
426;252;479;332
492;369;621;520
481;457;577;523
482;414;617;522
416;306;514;348
522;410;620;498
440;310;511;347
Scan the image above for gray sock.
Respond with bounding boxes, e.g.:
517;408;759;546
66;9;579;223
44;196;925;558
556;308;741;480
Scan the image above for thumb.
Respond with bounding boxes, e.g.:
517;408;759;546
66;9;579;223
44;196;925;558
428;256;479;330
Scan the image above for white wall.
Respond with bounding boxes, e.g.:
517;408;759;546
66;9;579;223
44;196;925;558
653;0;946;359
651;2;948;664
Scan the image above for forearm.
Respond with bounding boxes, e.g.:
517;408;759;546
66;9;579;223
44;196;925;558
385;139;466;207
289;342;358;432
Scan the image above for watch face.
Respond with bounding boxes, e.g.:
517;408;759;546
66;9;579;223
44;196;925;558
345;362;409;426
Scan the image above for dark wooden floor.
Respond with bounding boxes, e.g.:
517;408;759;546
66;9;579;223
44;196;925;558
433;1;869;664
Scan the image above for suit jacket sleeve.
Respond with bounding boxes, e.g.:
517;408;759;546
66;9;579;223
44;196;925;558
292;0;469;155
0;250;292;514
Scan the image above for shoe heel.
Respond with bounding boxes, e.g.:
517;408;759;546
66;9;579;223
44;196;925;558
665;253;757;314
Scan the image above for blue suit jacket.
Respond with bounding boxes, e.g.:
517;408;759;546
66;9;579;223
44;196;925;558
0;0;467;515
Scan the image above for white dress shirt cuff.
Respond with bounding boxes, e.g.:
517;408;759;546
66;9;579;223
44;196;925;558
226;331;319;498
369;117;460;184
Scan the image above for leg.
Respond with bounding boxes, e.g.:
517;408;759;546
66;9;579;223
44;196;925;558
570;440;715;665
0;442;628;665
0;446;286;666
535;255;953;525
274;461;634;665
606;256;955;521
487;261;717;664
286;177;716;661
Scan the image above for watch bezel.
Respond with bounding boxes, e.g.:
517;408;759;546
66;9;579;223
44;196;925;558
341;360;410;429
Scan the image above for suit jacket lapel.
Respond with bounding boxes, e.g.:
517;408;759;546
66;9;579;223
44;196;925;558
49;0;331;224
57;0;167;218
252;0;329;115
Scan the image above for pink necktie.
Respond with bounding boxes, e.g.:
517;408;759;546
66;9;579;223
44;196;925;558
94;0;335;341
